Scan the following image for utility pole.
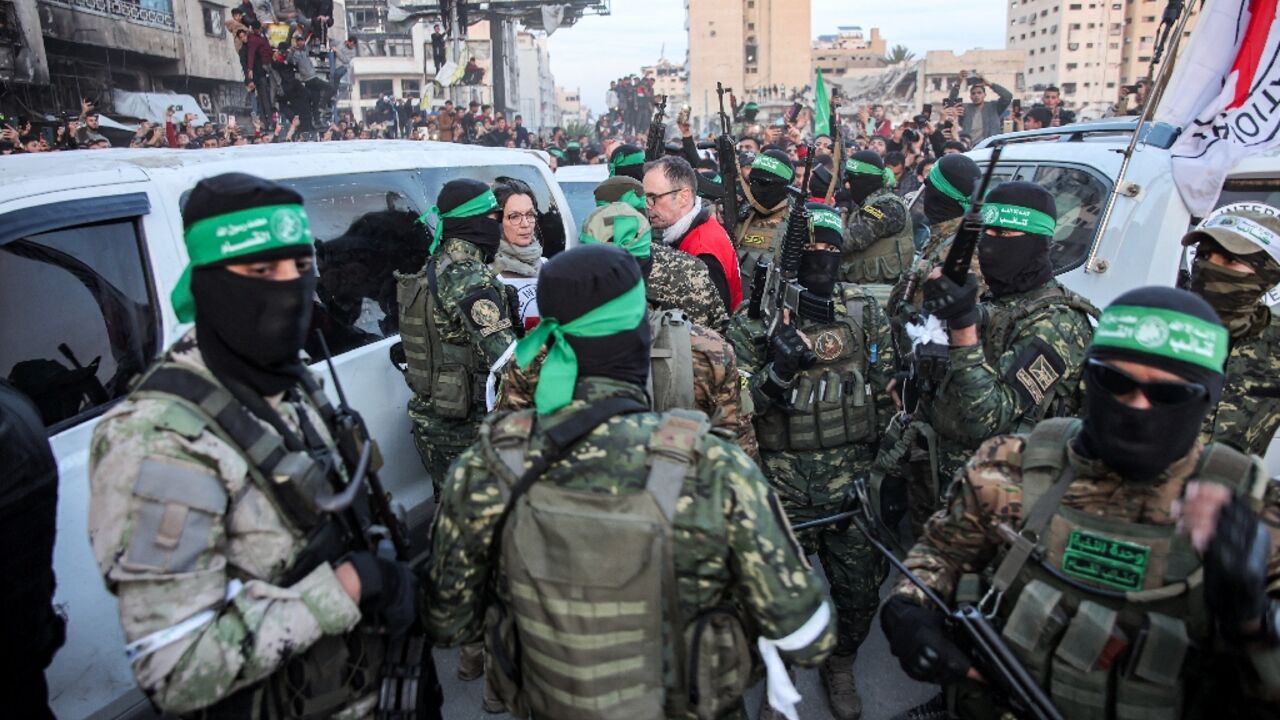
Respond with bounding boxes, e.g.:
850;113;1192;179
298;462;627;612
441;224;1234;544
448;0;463;106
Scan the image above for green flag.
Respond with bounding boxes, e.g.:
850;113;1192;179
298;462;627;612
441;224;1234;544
814;68;830;137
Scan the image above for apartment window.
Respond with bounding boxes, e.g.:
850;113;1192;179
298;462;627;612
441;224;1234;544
386;37;412;56
1086;42;1094;48
401;79;420;96
201;2;224;37
1070;23;1081;29
1067;63;1078;70
360;79;393;99
1021;33;1026;39
1088;22;1096;28
1068;42;1080;50
1069;2;1081;8
1138;55;1151;62
1039;66;1045;72
1143;15;1156;21
1106;82;1116;88
1062;82;1077;95
1029;48;1036;55
1110;42;1120;48
710;30;716;37
1113;3;1122;8
747;22;755;30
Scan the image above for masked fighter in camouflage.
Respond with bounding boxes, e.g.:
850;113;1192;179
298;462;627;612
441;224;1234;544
426;244;835;720
89;173;438;718
884;286;1280;719
729;203;895;720
1182;205;1280;457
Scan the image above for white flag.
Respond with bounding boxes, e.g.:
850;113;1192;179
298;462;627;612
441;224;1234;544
542;5;566;36
1155;0;1280;217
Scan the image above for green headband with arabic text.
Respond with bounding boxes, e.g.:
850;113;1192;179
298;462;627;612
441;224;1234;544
418;189;499;254
845;158;897;188
1092;305;1228;374
752;154;794;182
515;279;648;414
980;202;1057;236
172;204;313;322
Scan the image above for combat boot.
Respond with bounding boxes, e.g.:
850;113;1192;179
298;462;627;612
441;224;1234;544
891;693;953;720
457;642;484;681
821;653;862;720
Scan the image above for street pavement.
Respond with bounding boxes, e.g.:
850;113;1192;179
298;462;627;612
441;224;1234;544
432;568;938;720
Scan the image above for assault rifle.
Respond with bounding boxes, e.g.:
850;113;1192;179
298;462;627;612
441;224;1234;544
645;94;668;161
902;141;1006;413
749;144;834;337
716;82;740;237
313;331;411;561
795;481;1064;720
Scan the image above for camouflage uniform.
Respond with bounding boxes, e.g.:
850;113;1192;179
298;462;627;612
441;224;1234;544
925;279;1094;488
734;201;789;300
1202;308;1280;456
425;376;836;717
401;236;517;497
840;188;913;285
896;429;1280;717
496;319;760;463
88;331;369;716
650;241;730;333
728;284;896;657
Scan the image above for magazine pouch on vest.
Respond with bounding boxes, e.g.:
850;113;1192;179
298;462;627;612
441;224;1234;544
988;418;1256;720
396;252;479;419
757;292;878;452
132;364;386;720
649;310;697;413
480;405;751;720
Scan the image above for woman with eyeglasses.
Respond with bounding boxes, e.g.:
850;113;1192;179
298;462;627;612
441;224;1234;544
882;285;1280;720
491;181;544;330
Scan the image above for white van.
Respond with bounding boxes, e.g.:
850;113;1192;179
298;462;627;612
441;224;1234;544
0;141;573;719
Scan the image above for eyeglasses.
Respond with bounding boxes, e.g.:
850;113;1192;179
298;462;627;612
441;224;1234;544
1086;359;1206;405
645;188;682;206
505;211;538;225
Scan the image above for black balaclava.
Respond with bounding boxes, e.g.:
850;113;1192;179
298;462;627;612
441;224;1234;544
182;173;316;396
747;148;794;212
798;202;844;299
923;153;980;225
1080;287;1227;481
807;158;836;200
845;150;886;205
978;181;1056;297
1188;239;1280;339
438;178;501;263
537;244;651;390
609;143;646;182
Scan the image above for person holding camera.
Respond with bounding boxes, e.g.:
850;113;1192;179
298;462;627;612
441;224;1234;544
1107;77;1152;117
948;69;1012;145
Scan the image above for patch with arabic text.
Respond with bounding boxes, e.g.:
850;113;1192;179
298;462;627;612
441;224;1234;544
1061;529;1150;592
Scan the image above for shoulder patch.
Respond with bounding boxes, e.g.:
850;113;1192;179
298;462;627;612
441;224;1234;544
859;203;886;221
1003;336;1067;408
460;287;513;337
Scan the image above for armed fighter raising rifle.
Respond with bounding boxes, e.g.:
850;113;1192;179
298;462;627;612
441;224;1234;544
644;93;668;161
716;82;740;238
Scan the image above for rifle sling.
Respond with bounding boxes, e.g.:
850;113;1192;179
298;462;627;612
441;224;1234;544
991;465;1076;595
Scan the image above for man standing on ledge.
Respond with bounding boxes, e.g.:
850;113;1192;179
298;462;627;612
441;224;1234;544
644;155;743;313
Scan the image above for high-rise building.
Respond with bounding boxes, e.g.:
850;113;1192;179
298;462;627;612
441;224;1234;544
516;31;558;131
641;58;689;110
1006;0;1198;118
685;0;811;130
812;26;887;76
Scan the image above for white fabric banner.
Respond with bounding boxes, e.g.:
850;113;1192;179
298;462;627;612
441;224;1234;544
1156;0;1280;217
542;5;566;36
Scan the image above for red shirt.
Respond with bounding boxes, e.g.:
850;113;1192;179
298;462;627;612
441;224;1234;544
675;210;743;311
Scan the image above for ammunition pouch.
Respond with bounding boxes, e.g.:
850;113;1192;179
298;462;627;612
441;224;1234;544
396;253;482;420
685;608;759;720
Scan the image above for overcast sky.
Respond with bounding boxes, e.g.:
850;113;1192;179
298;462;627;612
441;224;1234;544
547;0;1010;113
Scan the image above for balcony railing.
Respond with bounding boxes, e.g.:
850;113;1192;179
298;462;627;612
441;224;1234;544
45;0;176;31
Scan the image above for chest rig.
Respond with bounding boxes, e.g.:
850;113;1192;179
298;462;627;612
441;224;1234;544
976;418;1257;720
396;246;483;420
757;289;881;452
840;190;913;285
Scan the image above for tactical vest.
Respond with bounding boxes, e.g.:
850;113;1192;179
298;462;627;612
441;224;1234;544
841;190;914;285
984;284;1099;429
978;418;1258;720
129;363;389;720
735;208;786;301
756;290;881;452
396;247;483;420
478;409;755;720
649;309;697;414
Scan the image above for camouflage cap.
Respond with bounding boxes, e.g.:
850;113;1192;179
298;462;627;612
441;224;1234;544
1181;203;1280;268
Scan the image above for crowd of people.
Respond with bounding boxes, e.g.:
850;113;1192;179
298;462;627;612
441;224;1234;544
9;24;1280;720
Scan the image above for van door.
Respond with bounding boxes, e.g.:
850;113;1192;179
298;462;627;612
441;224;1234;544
0;192;164;718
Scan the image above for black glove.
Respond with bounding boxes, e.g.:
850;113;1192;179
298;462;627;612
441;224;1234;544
881;595;972;685
768;320;817;383
346;551;419;636
504;285;526;339
1204;499;1272;640
879;474;910;531
922;272;979;328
